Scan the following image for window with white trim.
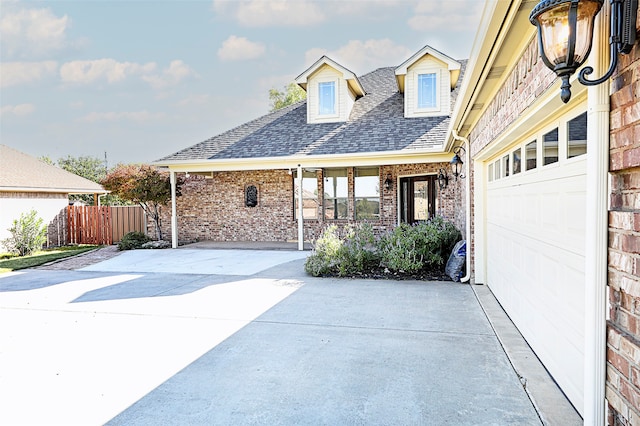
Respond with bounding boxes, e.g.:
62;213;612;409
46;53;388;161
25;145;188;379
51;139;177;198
293;170;318;220
417;73;437;109
318;81;336;115
354;167;380;220
323;168;348;219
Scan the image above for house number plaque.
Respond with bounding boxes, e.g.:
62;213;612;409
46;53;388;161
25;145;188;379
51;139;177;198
245;185;258;207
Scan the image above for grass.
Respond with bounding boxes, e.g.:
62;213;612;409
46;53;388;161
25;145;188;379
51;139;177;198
0;245;100;273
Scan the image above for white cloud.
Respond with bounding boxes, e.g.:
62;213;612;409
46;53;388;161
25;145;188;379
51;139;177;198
305;39;413;75
217;36;266;62
0;61;57;88
79;110;166;123
409;0;483;31
0;103;36;117
176;94;210;108
142;60;196;90
60;59;157;85
0;5;70;59
213;0;325;27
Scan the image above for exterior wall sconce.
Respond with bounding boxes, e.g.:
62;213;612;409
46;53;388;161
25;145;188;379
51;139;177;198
450;146;466;180
383;174;393;191
530;0;637;103
437;169;449;190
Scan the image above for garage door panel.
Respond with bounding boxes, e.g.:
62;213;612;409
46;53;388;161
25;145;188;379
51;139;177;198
486;158;585;414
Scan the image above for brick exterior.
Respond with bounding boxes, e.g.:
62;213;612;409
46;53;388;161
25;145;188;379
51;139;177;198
607;13;640;424
159;162;464;245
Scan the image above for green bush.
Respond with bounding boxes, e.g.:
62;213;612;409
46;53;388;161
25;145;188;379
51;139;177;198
305;217;462;277
118;231;151;251
1;209;47;257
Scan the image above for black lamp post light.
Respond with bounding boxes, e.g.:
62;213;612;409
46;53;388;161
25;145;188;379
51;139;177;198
450;146;466;180
530;0;637;103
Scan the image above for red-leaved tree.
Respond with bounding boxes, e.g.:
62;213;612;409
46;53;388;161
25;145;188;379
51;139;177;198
102;164;182;241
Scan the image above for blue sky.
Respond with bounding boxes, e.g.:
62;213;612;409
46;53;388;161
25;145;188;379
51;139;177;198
1;0;483;165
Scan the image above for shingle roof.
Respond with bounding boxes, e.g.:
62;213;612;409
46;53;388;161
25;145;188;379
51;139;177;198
0;145;106;194
157;64;466;163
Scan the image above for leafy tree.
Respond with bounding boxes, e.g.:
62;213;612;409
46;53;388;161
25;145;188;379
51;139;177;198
1;210;47;256
101;164;183;241
269;82;306;111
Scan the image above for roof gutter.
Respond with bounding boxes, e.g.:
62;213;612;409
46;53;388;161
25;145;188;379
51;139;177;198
0;186;109;194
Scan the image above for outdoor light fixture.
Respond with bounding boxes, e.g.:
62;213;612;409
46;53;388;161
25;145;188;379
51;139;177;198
383;174;393;191
450;146;466;180
530;0;637;103
437;169;449;190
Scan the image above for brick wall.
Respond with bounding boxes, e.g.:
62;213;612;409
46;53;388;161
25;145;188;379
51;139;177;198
607;13;640;424
159;162;464;245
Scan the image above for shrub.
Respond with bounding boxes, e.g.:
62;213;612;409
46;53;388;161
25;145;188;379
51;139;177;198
1;210;47;257
379;217;462;273
335;223;380;277
118;231;151;251
304;225;342;276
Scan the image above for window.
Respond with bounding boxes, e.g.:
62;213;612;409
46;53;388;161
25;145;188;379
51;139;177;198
567;112;587;158
543;128;559;165
324;168;348;219
488;163;494;182
417;73;437;109
318;81;336;115
503;155;510;177
512;147;522;175
354;167;380;220
494;160;501;180
525;140;537;170
293;171;318;219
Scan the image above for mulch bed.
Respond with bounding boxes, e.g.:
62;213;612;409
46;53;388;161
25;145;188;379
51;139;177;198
319;266;453;281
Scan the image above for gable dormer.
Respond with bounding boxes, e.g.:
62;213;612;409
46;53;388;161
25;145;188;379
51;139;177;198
395;46;461;118
295;56;366;124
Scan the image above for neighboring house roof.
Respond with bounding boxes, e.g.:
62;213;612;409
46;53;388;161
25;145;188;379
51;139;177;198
0;144;107;194
156;63;466;167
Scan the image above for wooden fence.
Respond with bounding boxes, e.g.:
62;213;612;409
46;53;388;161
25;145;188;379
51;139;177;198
66;205;146;245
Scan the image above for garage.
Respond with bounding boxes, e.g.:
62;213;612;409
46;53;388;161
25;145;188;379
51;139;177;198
483;109;587;414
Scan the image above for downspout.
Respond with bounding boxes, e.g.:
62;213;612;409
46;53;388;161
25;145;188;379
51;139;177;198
97;193;107;207
170;170;178;249
451;130;472;284
297;164;304;251
584;2;609;423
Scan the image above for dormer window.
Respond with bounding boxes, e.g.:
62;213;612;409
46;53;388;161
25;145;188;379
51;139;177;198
319;81;336;115
417;73;438;110
295;56;366;124
395;45;461;119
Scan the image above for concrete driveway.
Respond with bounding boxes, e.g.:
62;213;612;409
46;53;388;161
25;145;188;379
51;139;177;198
0;248;558;425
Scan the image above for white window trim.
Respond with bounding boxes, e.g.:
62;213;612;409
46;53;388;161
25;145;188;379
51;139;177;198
415;69;441;113
317;78;339;119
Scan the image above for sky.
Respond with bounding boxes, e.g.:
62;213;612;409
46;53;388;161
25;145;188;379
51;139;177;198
1;0;484;166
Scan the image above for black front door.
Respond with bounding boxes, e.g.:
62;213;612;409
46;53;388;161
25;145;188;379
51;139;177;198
400;175;436;224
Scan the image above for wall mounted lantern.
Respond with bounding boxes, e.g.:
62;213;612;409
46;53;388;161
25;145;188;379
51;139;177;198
529;0;637;103
383;174;393;191
450;146;466;180
437;169;449;190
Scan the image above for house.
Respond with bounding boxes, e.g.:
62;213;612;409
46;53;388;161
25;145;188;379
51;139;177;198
447;0;640;423
154;46;468;250
0;144;108;246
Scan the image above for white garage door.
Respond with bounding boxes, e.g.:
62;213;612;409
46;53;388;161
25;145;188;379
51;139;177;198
484;112;587;415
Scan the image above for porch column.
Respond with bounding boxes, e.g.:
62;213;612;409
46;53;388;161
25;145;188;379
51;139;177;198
170;170;178;249
297;164;304;251
584;2;609;424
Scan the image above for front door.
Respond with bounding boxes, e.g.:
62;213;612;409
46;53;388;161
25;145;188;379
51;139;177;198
399;175;436;224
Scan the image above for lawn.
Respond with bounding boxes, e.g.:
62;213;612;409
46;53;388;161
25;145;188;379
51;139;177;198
0;246;99;273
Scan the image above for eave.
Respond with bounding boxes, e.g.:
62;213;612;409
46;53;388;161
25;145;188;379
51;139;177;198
153;149;453;173
295;55;366;97
0;186;109;194
395;45;462;92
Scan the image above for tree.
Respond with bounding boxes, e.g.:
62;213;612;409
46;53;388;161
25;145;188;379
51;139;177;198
101;164;182;241
269;82;306;111
58;155;107;205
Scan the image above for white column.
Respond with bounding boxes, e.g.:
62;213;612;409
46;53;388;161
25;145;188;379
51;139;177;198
297;164;304;251
170;170;178;249
584;2;609;424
